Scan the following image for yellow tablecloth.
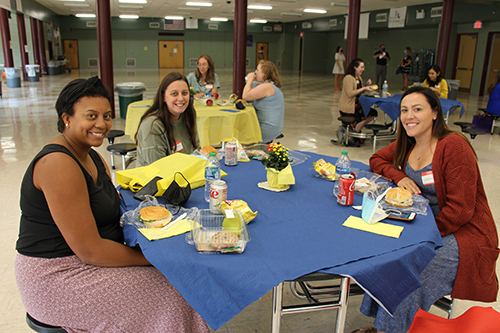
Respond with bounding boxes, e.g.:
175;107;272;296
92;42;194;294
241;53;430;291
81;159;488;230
124;99;262;146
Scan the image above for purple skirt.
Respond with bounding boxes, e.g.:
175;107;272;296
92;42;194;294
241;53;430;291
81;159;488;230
15;254;210;333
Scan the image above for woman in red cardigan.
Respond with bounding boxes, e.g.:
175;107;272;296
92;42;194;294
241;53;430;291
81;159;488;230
353;87;499;333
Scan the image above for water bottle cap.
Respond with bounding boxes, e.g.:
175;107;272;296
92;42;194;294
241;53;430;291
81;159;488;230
341;151;348;154
209;153;216;157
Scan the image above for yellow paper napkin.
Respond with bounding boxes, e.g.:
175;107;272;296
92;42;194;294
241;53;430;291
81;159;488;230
138;219;194;241
342;216;404;238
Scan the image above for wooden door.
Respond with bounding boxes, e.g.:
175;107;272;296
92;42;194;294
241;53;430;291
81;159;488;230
63;39;79;69
159;41;184;68
455;34;477;90
256;42;268;67
485;33;500;92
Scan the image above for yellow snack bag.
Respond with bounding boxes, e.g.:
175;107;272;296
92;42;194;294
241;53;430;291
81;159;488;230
313;159;336;181
216;200;258;224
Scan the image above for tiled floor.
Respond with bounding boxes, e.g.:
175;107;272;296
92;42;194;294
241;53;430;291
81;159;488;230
1;68;499;332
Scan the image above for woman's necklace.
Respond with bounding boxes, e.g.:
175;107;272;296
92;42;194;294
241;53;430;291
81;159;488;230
415;138;436;161
63;136;96;177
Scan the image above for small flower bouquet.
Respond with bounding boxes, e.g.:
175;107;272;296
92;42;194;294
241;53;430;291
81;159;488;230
262;143;295;189
189;86;195;98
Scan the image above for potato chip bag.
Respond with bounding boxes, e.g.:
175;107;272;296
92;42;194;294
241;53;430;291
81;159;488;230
313;159;336;180
216;200;257;224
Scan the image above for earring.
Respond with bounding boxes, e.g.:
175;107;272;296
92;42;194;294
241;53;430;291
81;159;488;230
65;123;69;127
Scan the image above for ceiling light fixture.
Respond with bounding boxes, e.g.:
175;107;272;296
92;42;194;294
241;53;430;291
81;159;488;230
75;13;96;17
248;5;272;10
281;12;302;16
330;2;349;6
119;5;144;8
304;9;327;14
250;19;267;23
118;0;147;4
165;16;184;20
210;17;228;21
178;7;200;10
64;3;90;6
58;0;86;2
119;14;139;18
186;2;212;7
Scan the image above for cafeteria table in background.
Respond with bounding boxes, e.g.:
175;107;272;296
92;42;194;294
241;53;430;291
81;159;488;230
119;151;443;332
359;94;466;122
124;99;262;146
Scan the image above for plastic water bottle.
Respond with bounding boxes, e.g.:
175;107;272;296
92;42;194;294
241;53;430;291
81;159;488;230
382;80;388;98
335;151;351;180
204;152;221;202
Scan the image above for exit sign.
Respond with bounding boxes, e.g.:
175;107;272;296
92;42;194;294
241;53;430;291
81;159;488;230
474;20;482;29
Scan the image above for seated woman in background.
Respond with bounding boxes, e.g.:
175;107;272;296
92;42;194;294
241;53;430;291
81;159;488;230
332;58;377;145
486;72;500;115
353;86;499;333
187;54;220;98
15;77;209;333
422;64;448;98
242;60;285;143
136;72;199;167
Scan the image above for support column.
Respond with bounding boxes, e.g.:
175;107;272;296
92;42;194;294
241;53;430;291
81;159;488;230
233;0;247;98
436;0;455;77
17;13;29;80
96;0;116;117
345;0;361;65
0;8;14;68
36;19;48;74
30;17;41;70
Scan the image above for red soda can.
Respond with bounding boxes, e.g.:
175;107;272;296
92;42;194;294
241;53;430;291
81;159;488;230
210;180;228;213
225;142;238;166
337;174;355;206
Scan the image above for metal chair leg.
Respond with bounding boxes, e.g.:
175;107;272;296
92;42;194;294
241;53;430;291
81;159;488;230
121;155;126;170
272;283;284;333
335;277;350;333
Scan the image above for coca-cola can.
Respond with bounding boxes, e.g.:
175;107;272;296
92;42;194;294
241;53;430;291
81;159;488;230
210;180;228;213
337;174;355;206
224;142;238;166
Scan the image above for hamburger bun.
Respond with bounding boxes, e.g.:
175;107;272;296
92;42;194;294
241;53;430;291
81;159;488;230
138;206;172;228
200;145;217;157
370;84;379;90
385;188;413;207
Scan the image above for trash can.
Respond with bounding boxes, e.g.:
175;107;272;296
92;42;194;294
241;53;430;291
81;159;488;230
26;64;40;82
115;82;146;119
59;60;66;74
447;79;460;100
4;67;22;87
47;61;58;75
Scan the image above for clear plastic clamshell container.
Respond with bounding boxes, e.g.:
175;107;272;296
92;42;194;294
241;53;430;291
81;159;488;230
185;209;251;254
351;168;390;195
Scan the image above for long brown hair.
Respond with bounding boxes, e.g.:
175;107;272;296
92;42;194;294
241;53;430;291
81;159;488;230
135;72;198;150
487;72;500;95
393;86;473;169
259;60;282;88
195;54;216;84
345;58;363;78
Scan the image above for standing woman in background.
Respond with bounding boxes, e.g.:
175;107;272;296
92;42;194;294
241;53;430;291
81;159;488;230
243;60;285;143
400;47;412;92
186;54;220;98
333;46;346;91
422;64;448;99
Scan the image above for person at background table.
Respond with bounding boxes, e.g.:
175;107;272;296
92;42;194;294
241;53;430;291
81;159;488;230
485;72;500;115
15;77;209;333
422;64;448;99
355;86;499;333
336;58;377;134
373;44;391;90
400;47;412;92
243;60;284;143
333;46;346;91
136;72;199;167
186;54;220;98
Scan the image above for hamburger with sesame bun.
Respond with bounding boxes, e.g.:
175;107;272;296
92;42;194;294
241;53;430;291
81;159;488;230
138;206;172;228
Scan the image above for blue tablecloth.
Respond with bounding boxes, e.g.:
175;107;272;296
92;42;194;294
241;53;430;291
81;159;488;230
359;94;465;121
120;152;443;330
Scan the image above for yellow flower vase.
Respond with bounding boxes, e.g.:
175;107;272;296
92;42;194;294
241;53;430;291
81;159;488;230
266;164;295;189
